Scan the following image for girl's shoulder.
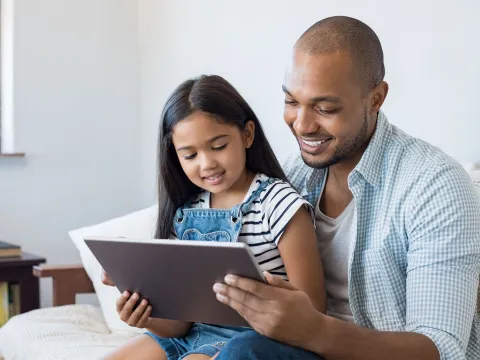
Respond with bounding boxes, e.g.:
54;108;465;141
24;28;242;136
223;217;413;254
250;173;314;244
255;173;294;192
254;173;304;206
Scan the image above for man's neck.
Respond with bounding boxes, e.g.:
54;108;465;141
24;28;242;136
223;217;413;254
328;112;379;187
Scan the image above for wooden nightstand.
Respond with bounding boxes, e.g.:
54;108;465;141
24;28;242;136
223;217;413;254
0;253;46;313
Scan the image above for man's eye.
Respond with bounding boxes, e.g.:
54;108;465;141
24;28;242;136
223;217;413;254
183;153;196;160
284;99;298;105
212;144;227;151
317;108;340;115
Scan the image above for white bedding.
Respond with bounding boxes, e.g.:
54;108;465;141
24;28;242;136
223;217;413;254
0;305;139;360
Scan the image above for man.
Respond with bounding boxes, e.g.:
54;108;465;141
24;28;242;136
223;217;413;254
211;16;480;360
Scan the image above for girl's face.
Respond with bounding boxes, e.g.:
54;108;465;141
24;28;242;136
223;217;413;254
172;111;255;195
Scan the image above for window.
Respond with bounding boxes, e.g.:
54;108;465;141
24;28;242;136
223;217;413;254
0;0;23;157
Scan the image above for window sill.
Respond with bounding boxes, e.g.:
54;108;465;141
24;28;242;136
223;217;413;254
0;153;25;158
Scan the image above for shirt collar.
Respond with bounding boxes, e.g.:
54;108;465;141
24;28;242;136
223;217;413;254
352;110;391;187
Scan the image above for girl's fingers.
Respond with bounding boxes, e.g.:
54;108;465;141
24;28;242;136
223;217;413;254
137;305;152;328
116;291;130;313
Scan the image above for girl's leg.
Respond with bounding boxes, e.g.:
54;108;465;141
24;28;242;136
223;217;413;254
102;334;167;360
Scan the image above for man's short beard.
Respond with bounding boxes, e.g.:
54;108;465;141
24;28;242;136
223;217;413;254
301;107;369;169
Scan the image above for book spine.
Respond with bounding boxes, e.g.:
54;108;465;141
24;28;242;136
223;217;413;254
8;283;14;318
0;282;9;327
8;282;20;318
12;283;20;316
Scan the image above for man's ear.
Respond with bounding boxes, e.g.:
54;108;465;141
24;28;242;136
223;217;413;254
369;81;389;115
244;120;256;148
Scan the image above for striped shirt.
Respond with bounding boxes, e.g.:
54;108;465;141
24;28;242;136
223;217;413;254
284;110;480;360
188;173;314;278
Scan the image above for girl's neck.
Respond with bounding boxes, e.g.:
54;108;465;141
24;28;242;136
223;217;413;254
210;169;255;209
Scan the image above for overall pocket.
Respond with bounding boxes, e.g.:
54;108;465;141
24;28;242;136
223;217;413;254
181;229;231;242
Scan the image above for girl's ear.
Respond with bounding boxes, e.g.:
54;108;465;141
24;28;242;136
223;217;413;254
243;120;255;149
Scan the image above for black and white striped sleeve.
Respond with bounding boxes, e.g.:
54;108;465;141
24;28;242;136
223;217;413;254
262;180;314;245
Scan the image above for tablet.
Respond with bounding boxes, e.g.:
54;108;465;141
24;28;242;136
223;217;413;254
84;236;265;327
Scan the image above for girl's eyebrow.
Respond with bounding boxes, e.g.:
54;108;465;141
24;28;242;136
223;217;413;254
208;134;229;143
176;135;229;151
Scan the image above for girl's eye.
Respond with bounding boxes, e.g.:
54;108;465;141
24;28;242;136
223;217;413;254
183;153;197;160
212;144;227;151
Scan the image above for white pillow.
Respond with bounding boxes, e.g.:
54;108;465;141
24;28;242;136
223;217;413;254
68;205;158;334
469;170;480;196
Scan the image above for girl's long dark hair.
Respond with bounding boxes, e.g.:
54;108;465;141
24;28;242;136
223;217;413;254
155;75;287;239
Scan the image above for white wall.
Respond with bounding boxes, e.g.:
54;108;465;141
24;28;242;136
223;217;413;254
0;0;143;307
138;0;480;203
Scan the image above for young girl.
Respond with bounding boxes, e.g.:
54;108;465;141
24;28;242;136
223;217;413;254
104;75;325;360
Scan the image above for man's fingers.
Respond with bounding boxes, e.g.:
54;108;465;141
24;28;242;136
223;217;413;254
216;291;256;322
213;282;264;311
264;272;297;290
224;275;275;299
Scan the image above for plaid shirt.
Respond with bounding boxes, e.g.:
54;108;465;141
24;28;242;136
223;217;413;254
283;111;480;360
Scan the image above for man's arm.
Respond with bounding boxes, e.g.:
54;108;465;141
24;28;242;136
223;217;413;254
402;163;480;359
311;312;439;359
215;273;439;360
214;164;480;360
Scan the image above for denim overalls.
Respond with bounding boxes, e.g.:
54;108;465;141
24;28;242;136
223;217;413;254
173;178;273;242
146;178;274;360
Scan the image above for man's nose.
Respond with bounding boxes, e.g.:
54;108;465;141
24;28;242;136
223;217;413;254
293;106;318;136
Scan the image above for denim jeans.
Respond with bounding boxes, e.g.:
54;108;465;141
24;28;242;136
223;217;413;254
146;323;251;360
215;330;323;360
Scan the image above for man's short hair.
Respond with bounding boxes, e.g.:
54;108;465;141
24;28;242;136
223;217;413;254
296;16;385;95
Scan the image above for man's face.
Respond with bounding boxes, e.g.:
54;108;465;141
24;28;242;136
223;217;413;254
283;50;372;169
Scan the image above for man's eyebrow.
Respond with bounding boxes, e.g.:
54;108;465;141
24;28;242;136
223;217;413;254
176;135;229;151
282;84;341;103
282;84;292;96
311;95;342;103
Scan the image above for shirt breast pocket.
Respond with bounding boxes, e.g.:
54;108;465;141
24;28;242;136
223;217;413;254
355;246;406;330
181;229;231;242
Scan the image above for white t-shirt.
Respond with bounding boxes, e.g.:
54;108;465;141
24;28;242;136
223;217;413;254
188;173;314;279
315;177;355;322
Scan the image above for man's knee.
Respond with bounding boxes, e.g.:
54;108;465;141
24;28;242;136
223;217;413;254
217;330;322;360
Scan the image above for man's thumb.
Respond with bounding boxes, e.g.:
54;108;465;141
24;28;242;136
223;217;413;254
264;271;296;290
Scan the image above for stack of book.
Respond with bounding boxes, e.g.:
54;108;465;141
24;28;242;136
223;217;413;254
0;241;21;258
0;241;22;327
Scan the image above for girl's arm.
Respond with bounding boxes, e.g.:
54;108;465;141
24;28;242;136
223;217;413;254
277;207;326;312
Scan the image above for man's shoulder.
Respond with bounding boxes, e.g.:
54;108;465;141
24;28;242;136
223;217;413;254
387;124;465;181
384;123;474;202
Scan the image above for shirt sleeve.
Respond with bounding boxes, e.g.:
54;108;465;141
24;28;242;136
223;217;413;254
405;163;480;360
262;180;315;245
